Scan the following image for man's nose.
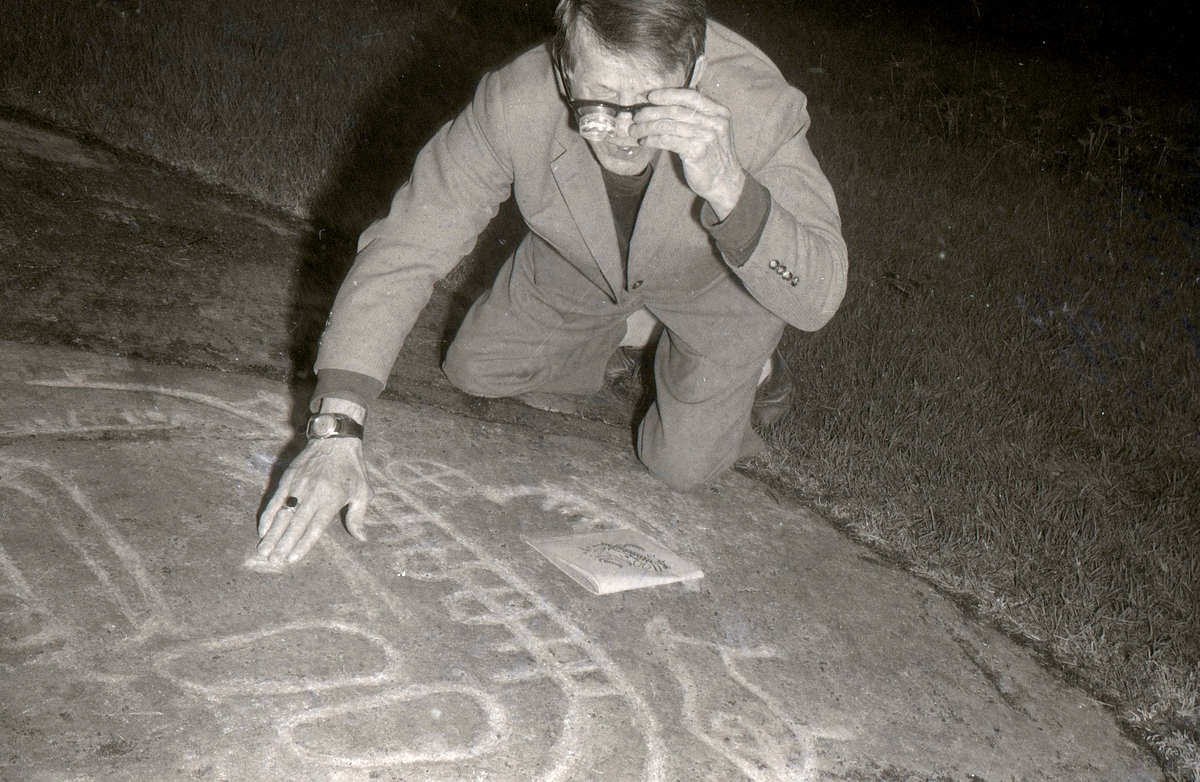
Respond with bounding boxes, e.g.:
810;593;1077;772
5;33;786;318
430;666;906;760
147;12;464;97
613;111;635;139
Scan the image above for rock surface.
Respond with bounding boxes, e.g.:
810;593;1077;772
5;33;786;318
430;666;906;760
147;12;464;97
0;341;1161;781
0;111;1163;781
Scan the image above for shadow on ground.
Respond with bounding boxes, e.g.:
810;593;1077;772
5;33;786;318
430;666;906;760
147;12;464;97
285;0;556;391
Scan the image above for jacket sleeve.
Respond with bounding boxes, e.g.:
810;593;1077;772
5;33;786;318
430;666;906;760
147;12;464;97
313;69;516;384
704;84;847;332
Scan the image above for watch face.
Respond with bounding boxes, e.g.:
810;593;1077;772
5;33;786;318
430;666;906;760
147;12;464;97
312;415;337;437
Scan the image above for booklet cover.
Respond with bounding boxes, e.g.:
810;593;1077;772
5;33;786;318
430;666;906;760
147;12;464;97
528;529;703;595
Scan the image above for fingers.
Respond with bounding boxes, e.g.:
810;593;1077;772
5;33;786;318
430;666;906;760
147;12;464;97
257;491;321;562
282;509;334;564
646;87;722;113
636;124;729;173
344;467;374;542
636;90;728;125
629;97;732;163
256;499;300;557
268;507;311;562
258;473;306;541
258;488;290;536
636;123;714;158
631;115;725;147
627;88;741;213
257;506;277;539
345;501;369;542
255;437;373;566
261;499;328;564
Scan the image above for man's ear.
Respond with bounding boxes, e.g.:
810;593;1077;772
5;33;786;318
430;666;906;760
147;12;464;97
689;54;708;88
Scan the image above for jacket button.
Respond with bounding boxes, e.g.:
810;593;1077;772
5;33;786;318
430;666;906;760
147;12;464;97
776;265;787;275
790;277;800;286
630;280;643;289
782;271;793;281
768;259;780;270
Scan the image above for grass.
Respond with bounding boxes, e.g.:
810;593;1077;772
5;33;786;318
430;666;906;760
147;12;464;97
3;0;1198;776
0;0;552;225
1;0;417;212
739;5;1200;776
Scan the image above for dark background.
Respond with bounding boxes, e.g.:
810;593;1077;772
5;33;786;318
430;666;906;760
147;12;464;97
782;0;1197;82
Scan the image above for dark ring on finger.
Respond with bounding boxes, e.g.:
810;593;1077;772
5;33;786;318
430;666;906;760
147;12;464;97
284;496;299;509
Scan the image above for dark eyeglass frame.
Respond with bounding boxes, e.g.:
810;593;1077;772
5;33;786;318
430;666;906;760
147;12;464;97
553;50;699;120
568;97;657;118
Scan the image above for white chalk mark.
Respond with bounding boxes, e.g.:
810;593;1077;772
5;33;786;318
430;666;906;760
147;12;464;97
0;544;40;607
540;696;588;782
0;422;184;438
46;466;173;634
277;683;509;767
393;460;478;498
0;457;174;640
152;620;404;698
648;616;816;781
483;483;624;533
0;542;70;649
7;477;142;627
26;379;288;435
324;535;415;628
4;362;676;780
241;554;285;574
368;466;667;781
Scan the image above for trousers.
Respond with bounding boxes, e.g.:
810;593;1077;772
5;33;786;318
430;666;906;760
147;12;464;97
442;255;784;491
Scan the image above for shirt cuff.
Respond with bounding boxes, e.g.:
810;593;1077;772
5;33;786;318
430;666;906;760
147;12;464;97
309;369;386;414
701;173;772;268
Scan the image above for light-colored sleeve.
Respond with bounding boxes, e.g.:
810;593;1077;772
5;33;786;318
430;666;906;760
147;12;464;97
705;84;848;332
313;68;516;384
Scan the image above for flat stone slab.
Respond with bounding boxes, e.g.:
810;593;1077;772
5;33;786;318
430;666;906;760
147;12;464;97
0;341;1160;781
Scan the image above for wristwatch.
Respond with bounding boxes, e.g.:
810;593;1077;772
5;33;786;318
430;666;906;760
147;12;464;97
305;413;364;440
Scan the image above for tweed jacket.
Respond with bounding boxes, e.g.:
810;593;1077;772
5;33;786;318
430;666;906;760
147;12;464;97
314;21;847;388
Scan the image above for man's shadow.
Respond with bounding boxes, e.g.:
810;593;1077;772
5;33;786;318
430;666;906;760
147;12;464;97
289;0;557;381
258;0;556;518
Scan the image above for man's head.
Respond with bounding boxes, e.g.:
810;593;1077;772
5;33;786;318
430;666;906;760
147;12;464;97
554;0;706;76
554;0;707;175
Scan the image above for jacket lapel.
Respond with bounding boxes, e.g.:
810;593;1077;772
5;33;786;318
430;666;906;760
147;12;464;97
627;152;696;282
550;126;623;300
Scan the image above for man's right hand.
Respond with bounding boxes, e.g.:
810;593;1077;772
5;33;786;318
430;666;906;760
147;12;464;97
256;404;373;566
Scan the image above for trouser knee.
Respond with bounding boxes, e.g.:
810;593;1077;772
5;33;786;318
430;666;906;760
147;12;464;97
644;452;728;493
637;434;731;493
442;338;509;398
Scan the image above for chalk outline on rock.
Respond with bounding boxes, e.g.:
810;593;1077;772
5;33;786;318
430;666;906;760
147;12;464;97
648;615;816;781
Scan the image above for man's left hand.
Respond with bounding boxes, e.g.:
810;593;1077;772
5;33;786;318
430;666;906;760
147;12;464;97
631;88;745;219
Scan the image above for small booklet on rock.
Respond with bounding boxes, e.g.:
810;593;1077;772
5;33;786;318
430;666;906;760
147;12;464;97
528;529;703;595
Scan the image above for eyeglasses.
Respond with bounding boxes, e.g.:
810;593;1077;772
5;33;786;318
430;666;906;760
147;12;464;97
554;52;697;143
569;99;656;142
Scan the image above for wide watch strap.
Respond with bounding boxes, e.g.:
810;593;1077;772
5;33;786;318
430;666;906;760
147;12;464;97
305;412;364;440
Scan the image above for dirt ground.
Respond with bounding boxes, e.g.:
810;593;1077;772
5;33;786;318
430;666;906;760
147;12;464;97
0;114;1165;780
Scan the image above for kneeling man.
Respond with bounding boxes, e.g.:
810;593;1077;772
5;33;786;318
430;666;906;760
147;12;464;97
258;0;847;564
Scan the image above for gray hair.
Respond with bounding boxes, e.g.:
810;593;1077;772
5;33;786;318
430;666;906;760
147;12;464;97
553;0;706;75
